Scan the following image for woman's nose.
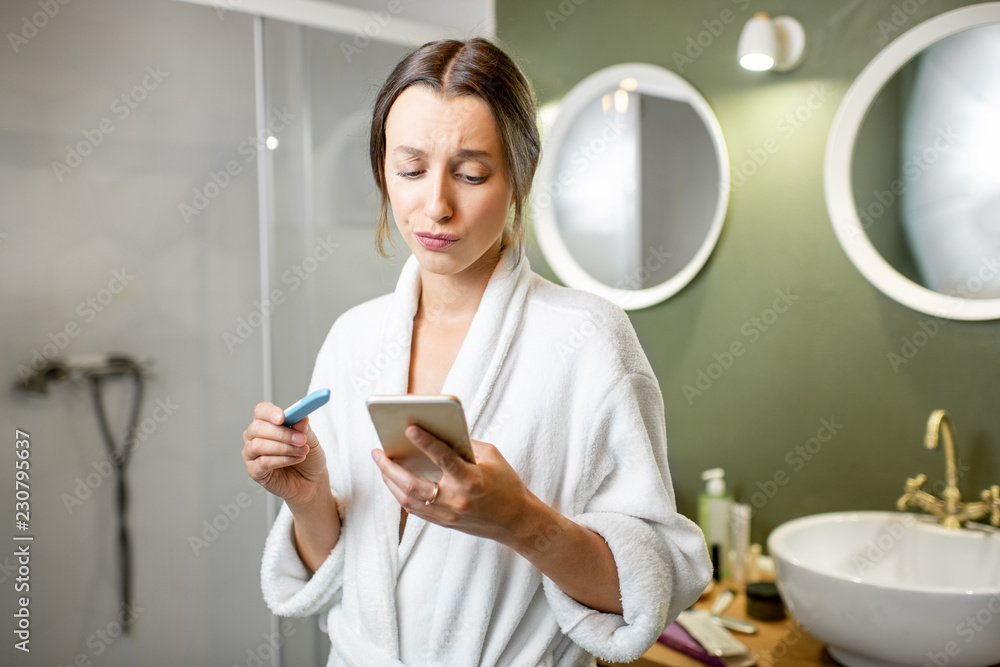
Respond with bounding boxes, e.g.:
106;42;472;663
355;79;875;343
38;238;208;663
422;172;453;222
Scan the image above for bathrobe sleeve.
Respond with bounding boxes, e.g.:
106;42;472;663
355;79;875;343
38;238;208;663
540;371;713;663
259;499;347;617
259;319;349;618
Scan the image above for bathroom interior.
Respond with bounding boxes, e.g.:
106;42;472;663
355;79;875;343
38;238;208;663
1;0;999;665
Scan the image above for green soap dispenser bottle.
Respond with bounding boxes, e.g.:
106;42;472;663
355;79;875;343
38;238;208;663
698;468;732;581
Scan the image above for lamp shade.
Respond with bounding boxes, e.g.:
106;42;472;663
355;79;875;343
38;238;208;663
738;13;777;71
738;13;806;72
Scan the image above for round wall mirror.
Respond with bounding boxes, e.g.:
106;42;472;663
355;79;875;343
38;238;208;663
826;3;1000;320
533;63;729;310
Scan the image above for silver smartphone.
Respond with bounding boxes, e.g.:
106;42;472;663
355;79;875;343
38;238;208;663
365;394;475;482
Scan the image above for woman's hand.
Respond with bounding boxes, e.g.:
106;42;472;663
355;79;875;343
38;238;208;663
243;402;328;508
372;424;624;614
243;402;341;573
370;425;533;546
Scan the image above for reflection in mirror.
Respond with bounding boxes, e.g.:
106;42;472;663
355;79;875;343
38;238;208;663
552;83;640;289
826;3;1000;320
553;88;720;290
854;24;1000;299
534;63;728;310
901;23;1000;298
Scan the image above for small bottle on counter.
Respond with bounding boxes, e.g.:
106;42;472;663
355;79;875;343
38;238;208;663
698;468;732;581
729;502;752;588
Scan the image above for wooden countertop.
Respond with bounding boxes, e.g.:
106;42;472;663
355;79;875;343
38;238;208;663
601;581;840;667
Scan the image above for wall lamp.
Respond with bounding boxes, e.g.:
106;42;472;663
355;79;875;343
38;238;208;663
738;12;806;72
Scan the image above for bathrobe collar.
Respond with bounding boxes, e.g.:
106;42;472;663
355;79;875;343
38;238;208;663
374;240;530;428
364;240;532;657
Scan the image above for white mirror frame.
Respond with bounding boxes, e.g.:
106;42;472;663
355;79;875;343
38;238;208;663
533;63;729;311
825;2;1000;320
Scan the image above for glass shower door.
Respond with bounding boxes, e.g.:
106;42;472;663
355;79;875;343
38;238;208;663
250;3;491;659
260;18;413;666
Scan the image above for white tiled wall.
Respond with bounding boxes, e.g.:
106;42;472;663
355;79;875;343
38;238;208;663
0;1;270;664
0;0;491;664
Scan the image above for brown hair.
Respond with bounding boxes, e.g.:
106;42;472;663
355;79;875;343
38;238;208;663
369;38;540;258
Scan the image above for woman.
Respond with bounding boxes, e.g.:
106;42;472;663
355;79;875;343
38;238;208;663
242;37;711;666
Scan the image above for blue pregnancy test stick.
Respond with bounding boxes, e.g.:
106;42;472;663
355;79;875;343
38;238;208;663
282;388;330;425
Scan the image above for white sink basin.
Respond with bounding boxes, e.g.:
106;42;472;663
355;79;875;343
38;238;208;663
768;511;1000;667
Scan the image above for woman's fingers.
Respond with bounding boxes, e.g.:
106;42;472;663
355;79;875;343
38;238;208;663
242;402;329;510
370;425;478;512
243;424;308;460
370;433;532;543
248;403;308;438
248;454;307;478
379;467;414;508
250;404;308;443
243;402;309;464
243;429;308;466
403;425;470;479
372;449;442;511
254;401;286;425
369;426;490;523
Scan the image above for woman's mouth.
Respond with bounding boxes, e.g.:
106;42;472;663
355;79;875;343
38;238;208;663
415;233;459;250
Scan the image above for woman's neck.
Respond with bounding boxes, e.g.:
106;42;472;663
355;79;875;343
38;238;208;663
415;235;504;328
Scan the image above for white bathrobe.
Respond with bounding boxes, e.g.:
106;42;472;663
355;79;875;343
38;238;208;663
260;241;712;666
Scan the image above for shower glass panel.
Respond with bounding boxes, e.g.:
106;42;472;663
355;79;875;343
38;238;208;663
0;0;481;662
261;18;412;665
263;19;411;406
0;1;271;664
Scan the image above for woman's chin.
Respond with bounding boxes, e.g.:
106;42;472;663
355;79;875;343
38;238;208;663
412;248;465;273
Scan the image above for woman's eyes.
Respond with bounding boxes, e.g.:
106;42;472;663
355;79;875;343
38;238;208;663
394;170;487;184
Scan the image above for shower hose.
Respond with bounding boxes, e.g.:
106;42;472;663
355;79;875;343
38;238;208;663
85;358;144;636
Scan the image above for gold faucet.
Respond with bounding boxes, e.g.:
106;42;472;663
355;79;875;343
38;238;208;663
896;409;1000;529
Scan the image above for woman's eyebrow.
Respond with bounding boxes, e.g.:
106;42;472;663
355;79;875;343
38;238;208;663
391;145;495;166
454;149;494;165
392;145;426;158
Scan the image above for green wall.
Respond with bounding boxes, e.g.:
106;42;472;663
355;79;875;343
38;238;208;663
496;0;1000;546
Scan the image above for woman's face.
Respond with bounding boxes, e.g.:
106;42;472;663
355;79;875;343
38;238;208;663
384;85;513;278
